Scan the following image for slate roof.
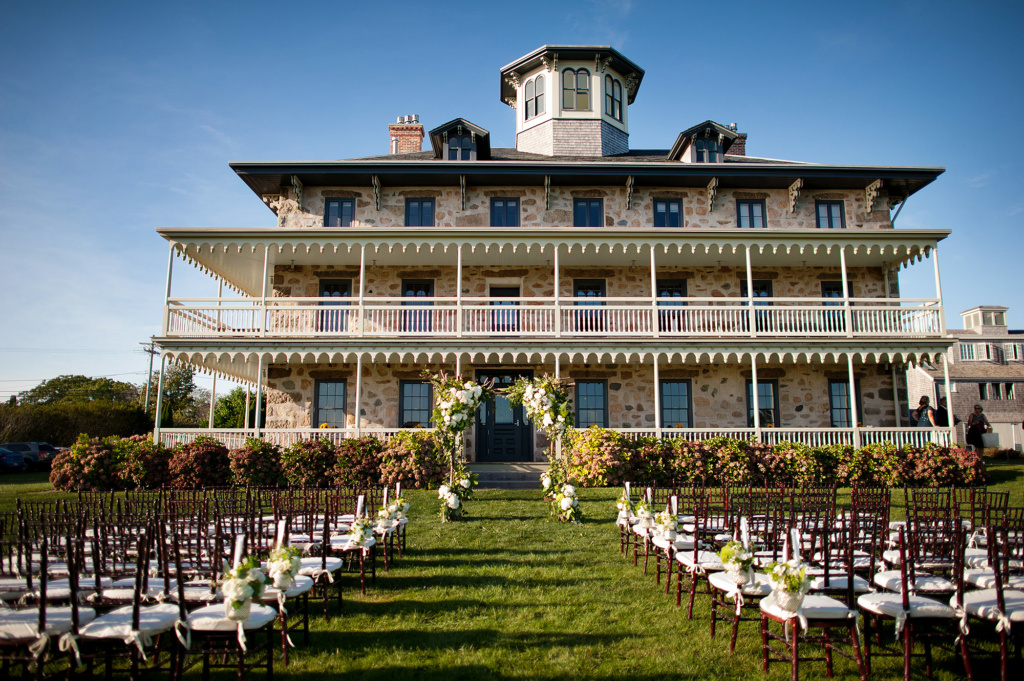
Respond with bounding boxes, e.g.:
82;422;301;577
353;147;803;165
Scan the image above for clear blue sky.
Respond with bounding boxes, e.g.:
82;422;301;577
1;0;1022;400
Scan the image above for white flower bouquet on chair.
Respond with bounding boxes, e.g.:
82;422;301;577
633;498;653;529
345;517;375;550
719;541;755;586
654;510;677;541
615;490;633;522
267;546;302;589
766;559;811;612
222;555;267;621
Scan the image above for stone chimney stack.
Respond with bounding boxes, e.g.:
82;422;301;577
388;115;424;154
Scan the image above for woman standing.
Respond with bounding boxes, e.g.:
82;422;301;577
912;395;936;427
966;404;990;452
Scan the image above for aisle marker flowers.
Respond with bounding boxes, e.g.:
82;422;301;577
554;483;582;523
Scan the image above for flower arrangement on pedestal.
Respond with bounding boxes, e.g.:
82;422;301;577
615;489;633;522
633;497;653;529
267;546;302;589
222;556;267;621
766;559;811;612
554;483;582;523
426;372;494;522
653;509;677;541
505;375;574;499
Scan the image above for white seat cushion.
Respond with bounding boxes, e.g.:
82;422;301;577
964;569;1024;590
709;571;772;597
676;550;723;571
0;606;97;642
761;593;855;621
858;592;955;619
262;575;314;599
873;570;953;594
881;549;901;565
328;536;376;550
810;574;871;593
297;557;343;576
181;585;221;603
80;603;182;640
955;589;1024;623
187;603;277;631
95;578;179;602
964;548;989;569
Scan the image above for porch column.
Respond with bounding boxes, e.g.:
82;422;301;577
744;245;755;337
259;246;270;337
942;353;954;445
208;374;217;429
554;354;560;380
553;244;561;338
839;246;853;338
354;355;363;438
891;364;902;427
650;246;659;338
153;355;167;442
456;244;463;338
932;244;946;335
456;355;462;377
254;355;264;438
653;355;661;438
750;353;761;438
358;244;366;338
161;242;175;336
244;389;251;430
847;353;860;448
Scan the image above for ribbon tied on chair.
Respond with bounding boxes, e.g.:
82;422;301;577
124;630;153;660
28;631;51;659
174;619;192;650
236;622;247;653
58;632;84;669
894;609;909;636
995;613;1012;634
949;596;970;637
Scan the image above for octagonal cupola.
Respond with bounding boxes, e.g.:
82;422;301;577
500;45;644;157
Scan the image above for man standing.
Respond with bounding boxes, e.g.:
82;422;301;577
935;397;960;428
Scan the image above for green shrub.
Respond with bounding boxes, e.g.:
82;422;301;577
168;437;231;488
280;438;336;488
0;402;149;446
378;431;445;489
332;437;385;488
229;438;284;488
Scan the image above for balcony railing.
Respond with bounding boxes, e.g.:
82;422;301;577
165;296;942;340
158;426;951;450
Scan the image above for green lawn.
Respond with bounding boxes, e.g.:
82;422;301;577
0;464;1021;679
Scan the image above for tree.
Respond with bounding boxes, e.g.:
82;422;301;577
144;364;199;427
213;387;265;428
18;375;141;405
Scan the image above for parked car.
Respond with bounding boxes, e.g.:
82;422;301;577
0;446;26;472
0;442;57;470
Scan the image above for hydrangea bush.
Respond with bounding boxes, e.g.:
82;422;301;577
229;438;284;488
280;437;336;488
168;436;232;489
378;431;446;489
332;437;385;488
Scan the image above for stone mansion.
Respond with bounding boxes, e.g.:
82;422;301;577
152;45;955;462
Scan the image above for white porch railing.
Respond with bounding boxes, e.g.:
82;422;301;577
164;296;943;340
159;426;951;450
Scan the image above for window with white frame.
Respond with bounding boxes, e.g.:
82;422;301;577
524;74;545;120
991;383;1003;400
959;344;976;361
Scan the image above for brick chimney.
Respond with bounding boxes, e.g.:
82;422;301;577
388;115;424;154
730;132;747;156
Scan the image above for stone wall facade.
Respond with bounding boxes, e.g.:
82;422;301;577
272;183;894;232
264;361;897;461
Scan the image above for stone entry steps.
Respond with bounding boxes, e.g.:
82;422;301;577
469;462;546;490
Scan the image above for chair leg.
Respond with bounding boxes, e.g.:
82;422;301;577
710;589;718;639
823;626;833;678
664;554;673;595
790;619;799;681
903;623;913;681
687;573;698;620
761;615;769;673
850;621;867;681
730;605;741;654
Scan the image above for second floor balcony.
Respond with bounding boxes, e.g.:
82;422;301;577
164;295;942;341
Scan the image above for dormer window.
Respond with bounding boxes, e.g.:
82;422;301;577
562;68;590;110
604;76;622;121
695;138;719;163
524;75;545;120
446;133;476;160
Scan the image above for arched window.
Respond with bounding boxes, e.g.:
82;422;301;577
604;75;622;121
524;75;545;120
447;134;476;160
562;68;590;110
695;138;720;163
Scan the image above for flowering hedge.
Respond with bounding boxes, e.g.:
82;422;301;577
50;435;129;492
168;436;232;488
332;437;385;488
378;431;445;489
122;435;172;489
229;438;284;488
565;427;987;488
280;438;336;488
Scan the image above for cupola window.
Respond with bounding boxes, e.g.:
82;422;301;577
604;75;622;121
524;75;545;120
562;68;590;110
695;138;720;163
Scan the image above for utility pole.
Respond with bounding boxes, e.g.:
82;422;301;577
140;341;158;412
